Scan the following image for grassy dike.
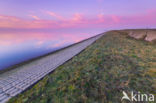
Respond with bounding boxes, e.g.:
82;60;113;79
8;30;156;103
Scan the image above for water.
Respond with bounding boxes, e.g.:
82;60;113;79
0;31;78;70
0;46;61;70
0;29;103;71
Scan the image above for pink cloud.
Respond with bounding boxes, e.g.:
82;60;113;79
0;15;60;29
111;15;120;23
118;10;156;26
97;13;105;23
72;13;83;22
46;11;64;20
29;15;40;20
0;10;156;30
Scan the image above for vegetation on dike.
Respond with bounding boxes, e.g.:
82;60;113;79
8;30;156;103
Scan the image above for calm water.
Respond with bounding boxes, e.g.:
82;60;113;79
0;46;63;70
0;30;98;70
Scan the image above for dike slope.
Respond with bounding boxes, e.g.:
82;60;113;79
0;34;103;103
9;30;156;103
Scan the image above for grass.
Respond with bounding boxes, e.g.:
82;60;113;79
8;30;156;103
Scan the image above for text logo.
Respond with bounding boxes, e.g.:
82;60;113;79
121;91;155;102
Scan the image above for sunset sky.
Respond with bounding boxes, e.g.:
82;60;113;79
0;0;156;69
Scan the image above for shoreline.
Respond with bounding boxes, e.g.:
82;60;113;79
0;33;103;75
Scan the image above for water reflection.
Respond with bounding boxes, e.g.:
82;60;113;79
0;31;89;70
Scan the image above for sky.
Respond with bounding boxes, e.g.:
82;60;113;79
0;0;156;69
